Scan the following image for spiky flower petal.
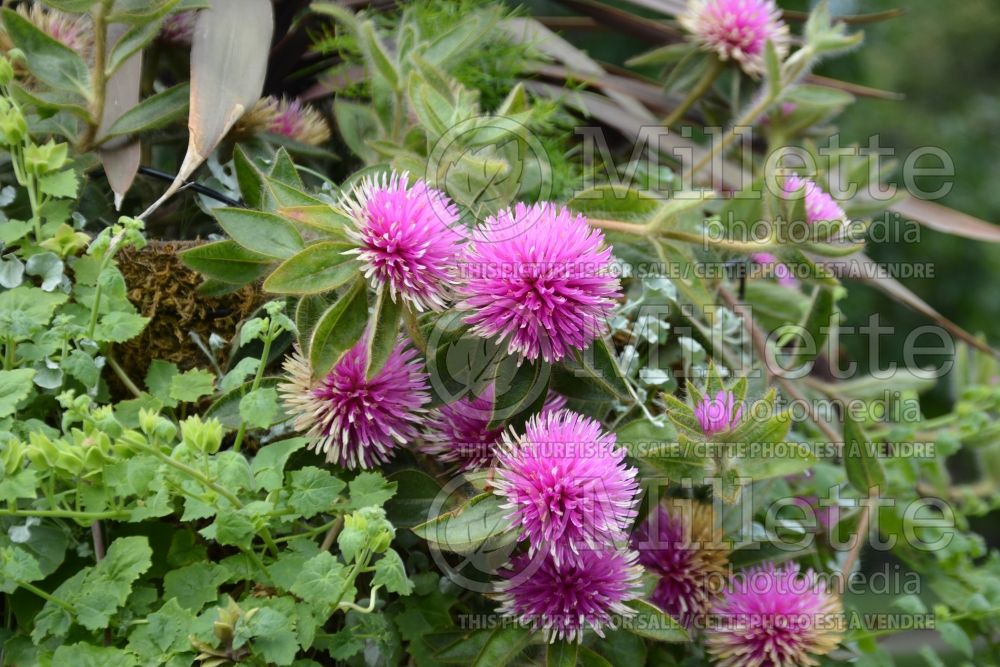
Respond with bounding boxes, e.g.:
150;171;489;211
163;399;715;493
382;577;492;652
6;6;92;57
783;175;847;225
680;0;789;75
278;340;429;469
238;96;332;146
424;385;566;471
496;548;643;643
342;172;463;312
459;203;621;363
750;252;797;288
632;500;730;626
159;10;198;45
695;390;744;436
494;409;640;565
705;562;845;667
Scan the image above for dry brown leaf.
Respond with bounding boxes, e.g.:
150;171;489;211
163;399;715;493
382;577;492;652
141;0;274;218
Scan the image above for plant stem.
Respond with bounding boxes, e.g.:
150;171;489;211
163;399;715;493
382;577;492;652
136;442;280;557
106;353;143;398
78;0;112;151
589;218;777;254
839;491;874;594
320;515;345;551
662;56;725;127
16;581;75;613
403;307;427;354
232;331;274;454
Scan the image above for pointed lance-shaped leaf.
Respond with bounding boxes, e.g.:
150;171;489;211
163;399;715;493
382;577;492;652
140;0;273;217
98;24;142;210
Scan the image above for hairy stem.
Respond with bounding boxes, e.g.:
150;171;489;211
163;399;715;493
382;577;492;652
662;56;725;128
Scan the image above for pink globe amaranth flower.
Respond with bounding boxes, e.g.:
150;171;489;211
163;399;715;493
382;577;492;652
342;172;463;312
680;0;790;76
424;385;567;471
750;252;797;288
159;10;198;45
493;409;640;565
783;175;847;225
11;6;92;56
705;562;845;667
278;339;429;469
631;500;729;627
496;547;643;643
694;390;744;436
459;203;622;363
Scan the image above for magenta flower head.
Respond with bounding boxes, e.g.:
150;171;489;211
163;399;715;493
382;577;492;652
496;547;643;643
750;252;797;288
783;175;847;225
342;172;463;312
680;0;790;76
278;339;429;469
631;500;729;626
459;202;621;363
694;390;744;436
424;385;566;471
493;409;640;565
13;6;92;55
159;10;198;45
705;562;844;667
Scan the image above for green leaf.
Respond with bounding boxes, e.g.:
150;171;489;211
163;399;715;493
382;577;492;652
233;606;299;666
623;599;688;642
126;597;198;662
277;204;352;234
208;508;255;549
94;311;149;343
556;340;631;403
309;278;368;375
358;20;399;89
145;359;179;406
163;562;228;611
239;387;280;429
105;82;190;137
52;644;136;667
290;551;351;606
169;368;215;403
785;84;855;108
0;369;36;418
412;493;514;554
49;536;153;632
106;16;165;77
844;413;886;492
289;466;346;518
180;240;272;285
333;98;382;163
205;377;285;429
568;184;660;220
213;208;304;259
764;41;782;98
0;468;39;504
489;356;549;430
2;9;91;98
0;547;44;593
38;169;79;199
347;471;397;509
472;627;532;667
372;548;413;595
385;469;442;528
251;437;308;492
366;286;401;378
547;640;579;667
263;241;359;295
